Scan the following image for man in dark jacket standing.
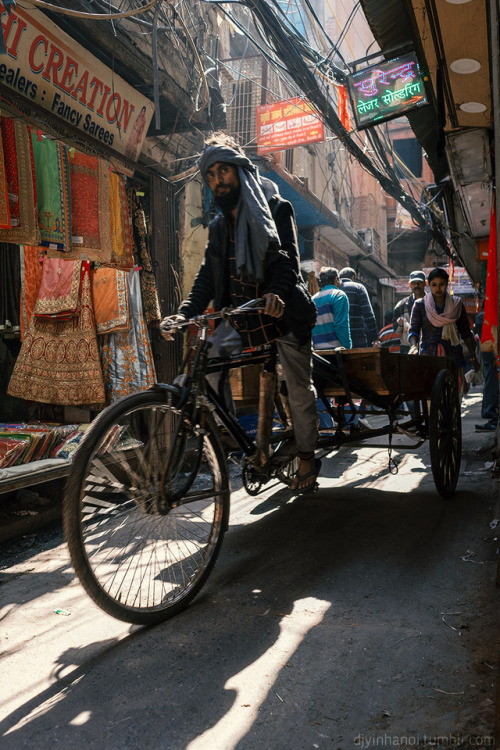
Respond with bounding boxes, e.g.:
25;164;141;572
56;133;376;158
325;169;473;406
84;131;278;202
392;269;426;353
161;133;319;492
338;267;378;348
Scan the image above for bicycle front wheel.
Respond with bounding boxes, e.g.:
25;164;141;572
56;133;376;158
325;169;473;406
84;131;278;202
63;388;230;625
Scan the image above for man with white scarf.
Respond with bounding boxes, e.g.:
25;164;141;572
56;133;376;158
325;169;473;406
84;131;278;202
408;267;479;394
161;133;319;492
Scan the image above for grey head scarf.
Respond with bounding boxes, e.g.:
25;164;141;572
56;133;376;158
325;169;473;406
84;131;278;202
198;143;280;281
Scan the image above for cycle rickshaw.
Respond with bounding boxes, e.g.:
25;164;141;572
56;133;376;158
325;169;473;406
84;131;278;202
63;301;460;624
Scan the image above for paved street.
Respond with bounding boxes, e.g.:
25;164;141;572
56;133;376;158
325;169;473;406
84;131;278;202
0;388;499;750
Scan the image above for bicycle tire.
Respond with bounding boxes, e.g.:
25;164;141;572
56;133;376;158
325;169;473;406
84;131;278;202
63;388;230;625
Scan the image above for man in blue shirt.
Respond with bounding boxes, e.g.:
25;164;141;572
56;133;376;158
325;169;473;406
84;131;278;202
338;267;378;348
312;267;351;350
312;267;351;429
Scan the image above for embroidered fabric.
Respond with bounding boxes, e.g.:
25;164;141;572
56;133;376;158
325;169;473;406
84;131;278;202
0;119;40;245
69;152;112;262
91;267;129;333
0;125;11;229
130;190;162;326
8;261;106;406
1;117;19;227
20;246;44;341
109;172;134;269
99;268;156;402
31;136;72;251
33;257;82;319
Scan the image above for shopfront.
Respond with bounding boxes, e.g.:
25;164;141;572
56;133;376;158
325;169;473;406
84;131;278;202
0;5;168;493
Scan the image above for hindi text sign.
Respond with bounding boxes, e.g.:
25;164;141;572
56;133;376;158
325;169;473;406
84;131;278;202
257;97;324;155
347;52;429;130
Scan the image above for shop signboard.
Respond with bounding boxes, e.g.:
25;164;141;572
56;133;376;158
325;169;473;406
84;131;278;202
346;52;429;130
0;2;154;161
256;97;324;155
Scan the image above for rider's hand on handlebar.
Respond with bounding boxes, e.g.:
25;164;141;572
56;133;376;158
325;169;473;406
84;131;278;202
408;344;419;355
160;314;186;340
262;292;285;318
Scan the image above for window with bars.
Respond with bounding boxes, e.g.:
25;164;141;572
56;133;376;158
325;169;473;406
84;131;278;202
231;80;255;149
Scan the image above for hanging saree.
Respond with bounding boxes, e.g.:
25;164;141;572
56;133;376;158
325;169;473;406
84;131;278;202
0;243;20;332
91;267;129;333
33;257;82;319
109;172;134;269
99;269;156;403
69;152;112;262
0;119;39;245
0;125;11;229
130;189;162;326
0;117;18;226
8;261;106;406
31;135;72;251
20;246;44;341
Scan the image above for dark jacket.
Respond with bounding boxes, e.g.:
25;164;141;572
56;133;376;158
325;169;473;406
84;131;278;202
178;193;316;342
340;279;378;348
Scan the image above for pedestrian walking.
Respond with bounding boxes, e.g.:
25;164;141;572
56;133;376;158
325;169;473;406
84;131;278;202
338;267;378;348
474;308;499;432
393;269;426;353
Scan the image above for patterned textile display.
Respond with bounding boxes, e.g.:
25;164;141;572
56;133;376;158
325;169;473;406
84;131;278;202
0;117;18;226
130;190;162;326
0;125;11;229
33;257;82;319
8;261;106;406
0;243;20;332
109;172;134;269
0;119;40;245
99;269;156;402
91;267;129;333
69;152;112;262
20;246;44;341
31;135;72;251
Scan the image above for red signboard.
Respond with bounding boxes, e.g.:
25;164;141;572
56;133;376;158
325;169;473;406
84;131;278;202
256;97;324;155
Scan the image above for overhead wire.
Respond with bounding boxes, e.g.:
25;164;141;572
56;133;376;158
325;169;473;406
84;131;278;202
215;0;450;254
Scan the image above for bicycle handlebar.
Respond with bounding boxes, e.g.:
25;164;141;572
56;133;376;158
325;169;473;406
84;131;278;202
160;299;267;334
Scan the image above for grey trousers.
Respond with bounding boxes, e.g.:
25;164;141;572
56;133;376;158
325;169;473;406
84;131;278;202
207;323;318;455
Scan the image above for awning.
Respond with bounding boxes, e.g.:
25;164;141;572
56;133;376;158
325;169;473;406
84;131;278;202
265;164;368;257
356;252;398;278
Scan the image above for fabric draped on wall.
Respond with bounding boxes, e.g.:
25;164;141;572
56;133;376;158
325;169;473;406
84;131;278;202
99;269;156;402
0;119;40;245
0;126;11;229
68;152;112;262
0;243;20;332
109;172;134;269
20;246;44;341
130;190;162;326
8;261;106;405
31;136;72;252
0;118;17;227
91;267;129;334
33;257;82;319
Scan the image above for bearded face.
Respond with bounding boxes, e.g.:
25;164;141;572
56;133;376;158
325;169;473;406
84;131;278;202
206;162;241;213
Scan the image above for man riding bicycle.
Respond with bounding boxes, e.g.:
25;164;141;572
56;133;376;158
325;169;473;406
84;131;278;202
161;133;319;492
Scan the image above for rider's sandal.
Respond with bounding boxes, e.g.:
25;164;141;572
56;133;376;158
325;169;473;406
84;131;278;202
291;458;322;494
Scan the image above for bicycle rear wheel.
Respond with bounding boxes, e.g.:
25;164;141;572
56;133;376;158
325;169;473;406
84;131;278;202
63;388;229;625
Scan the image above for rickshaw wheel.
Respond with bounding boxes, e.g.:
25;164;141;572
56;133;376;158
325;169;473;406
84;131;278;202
429;369;462;499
